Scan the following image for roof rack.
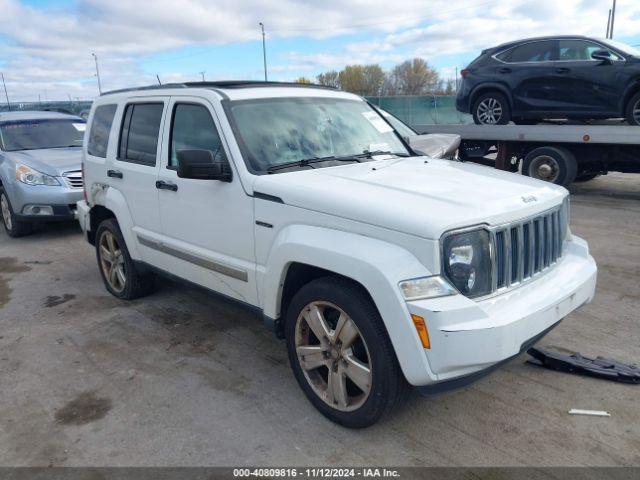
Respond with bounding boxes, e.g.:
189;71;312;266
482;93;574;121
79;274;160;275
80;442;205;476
102;81;337;96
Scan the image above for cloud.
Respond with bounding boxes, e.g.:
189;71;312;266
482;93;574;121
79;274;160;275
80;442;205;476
1;0;640;100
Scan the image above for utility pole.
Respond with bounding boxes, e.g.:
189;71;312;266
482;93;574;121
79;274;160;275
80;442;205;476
1;73;10;111
609;0;617;39
606;9;612;38
259;22;268;81
199;71;206;81
92;53;102;94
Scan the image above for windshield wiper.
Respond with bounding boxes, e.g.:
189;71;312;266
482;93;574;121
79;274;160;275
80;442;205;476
265;151;410;173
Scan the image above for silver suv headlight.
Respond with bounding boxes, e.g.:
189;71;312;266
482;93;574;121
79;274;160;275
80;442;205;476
442;228;493;298
15;164;61;186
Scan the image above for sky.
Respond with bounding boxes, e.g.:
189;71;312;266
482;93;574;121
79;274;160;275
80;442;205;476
1;0;640;102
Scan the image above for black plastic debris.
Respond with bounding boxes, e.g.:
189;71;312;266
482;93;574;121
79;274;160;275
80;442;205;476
527;347;640;384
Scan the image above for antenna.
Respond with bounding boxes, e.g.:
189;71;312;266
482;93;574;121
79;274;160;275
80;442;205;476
1;73;10;111
156;74;162;85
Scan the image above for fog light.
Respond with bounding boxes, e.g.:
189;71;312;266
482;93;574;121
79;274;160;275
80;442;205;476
22;205;54;216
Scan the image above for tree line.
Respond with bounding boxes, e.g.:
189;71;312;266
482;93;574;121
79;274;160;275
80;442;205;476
295;58;456;97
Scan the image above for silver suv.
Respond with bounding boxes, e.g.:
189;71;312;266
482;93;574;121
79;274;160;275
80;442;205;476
0;111;85;237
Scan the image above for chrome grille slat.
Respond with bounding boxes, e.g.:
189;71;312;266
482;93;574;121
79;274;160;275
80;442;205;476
489;204;567;296
62;170;83;189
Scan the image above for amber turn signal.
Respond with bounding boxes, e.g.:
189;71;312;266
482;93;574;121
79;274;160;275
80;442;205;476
411;314;430;349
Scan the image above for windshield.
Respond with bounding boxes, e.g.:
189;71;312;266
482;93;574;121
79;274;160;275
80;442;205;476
600;39;640;57
228;97;410;173
0;119;85;151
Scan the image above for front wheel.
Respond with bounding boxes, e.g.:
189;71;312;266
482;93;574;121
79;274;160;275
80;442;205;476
285;277;408;428
0;189;32;238
625;91;640;126
522;146;577;187
472;92;511;125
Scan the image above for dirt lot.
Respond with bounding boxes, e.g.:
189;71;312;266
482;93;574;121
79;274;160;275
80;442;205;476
0;173;638;467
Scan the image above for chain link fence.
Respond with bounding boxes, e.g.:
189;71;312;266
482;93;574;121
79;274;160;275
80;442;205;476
0;101;93;118
366;95;472;126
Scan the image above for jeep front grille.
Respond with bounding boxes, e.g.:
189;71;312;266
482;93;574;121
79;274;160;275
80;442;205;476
62;170;83;189
491;202;569;292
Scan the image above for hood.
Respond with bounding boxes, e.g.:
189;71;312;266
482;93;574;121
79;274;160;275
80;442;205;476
253;157;567;239
4;147;82;176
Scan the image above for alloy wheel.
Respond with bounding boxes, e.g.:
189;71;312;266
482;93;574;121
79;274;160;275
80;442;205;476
295;301;372;412
477;97;503;124
1;194;12;231
529;155;560;183
99;230;126;293
633;99;640;125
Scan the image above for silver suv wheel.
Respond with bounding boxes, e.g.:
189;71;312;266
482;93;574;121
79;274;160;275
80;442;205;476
1;193;12;231
295;301;372;412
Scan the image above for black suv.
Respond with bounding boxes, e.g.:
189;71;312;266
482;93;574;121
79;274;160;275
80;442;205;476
457;36;640;125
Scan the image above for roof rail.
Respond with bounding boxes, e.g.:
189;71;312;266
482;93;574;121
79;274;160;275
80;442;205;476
101;80;337;96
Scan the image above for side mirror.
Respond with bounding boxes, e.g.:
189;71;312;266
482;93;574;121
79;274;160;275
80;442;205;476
176;149;232;182
591;49;613;64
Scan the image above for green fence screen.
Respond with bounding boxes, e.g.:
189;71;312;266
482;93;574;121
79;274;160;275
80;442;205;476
366;95;472;126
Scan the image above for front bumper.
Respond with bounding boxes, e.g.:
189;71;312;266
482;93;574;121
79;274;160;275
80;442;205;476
10;181;83;222
406;235;597;389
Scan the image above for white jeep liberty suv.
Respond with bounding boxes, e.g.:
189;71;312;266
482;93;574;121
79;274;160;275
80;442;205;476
78;81;597;428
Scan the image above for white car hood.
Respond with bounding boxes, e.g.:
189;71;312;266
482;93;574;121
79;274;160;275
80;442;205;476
252;157;567;239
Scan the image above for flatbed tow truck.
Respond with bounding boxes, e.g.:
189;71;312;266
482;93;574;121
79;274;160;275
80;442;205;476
414;122;640;187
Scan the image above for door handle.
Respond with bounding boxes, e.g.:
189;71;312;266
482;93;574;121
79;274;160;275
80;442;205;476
107;169;123;179
498;67;511;74
555;67;571;74
155;180;178;192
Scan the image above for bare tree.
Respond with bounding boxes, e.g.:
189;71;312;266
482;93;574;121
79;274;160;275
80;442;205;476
316;70;340;88
294;76;312;84
362;64;385;96
388;58;440;95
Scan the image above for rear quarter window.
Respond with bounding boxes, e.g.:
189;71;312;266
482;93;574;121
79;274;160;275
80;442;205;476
87;104;117;158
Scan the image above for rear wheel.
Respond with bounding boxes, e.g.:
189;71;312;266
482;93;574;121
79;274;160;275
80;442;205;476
0;189;33;238
285;277;407;428
624;91;640;126
472;92;511;125
95;218;155;300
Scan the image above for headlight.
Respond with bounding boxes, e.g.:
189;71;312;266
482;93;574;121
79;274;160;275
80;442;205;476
442;228;492;298
15;164;61;186
399;276;457;301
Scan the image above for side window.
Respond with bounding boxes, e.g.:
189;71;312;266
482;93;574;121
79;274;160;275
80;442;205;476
504;41;556;63
169;103;227;167
118;103;164;166
558;40;623;61
87;104;117;158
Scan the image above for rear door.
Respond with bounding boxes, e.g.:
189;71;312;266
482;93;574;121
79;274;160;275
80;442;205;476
155;96;257;304
497;40;558;113
111;98;167;261
553;39;623;114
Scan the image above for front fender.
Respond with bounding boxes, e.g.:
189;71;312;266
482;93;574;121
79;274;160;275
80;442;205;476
261;225;437;385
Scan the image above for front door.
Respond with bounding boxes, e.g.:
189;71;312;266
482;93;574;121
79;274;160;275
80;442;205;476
155;97;257;304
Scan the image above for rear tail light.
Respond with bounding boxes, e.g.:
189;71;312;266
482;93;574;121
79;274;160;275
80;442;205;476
460;68;470;78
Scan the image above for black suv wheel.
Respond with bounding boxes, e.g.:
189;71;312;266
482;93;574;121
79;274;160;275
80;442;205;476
472;92;511;125
625;91;640;126
285;276;408;428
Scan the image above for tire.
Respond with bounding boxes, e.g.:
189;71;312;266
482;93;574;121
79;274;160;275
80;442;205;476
472;91;511;125
285;276;408;428
95;218;155;300
0;189;33;238
522;146;578;187
574;172;600;182
625;91;640;126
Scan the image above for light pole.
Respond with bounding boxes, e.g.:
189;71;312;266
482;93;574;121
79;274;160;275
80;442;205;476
609;0;617;39
92;53;102;94
1;73;10;111
199;71;206;81
259;22;268;82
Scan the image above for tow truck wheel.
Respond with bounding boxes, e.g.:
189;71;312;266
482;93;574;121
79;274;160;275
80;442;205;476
523;146;577;187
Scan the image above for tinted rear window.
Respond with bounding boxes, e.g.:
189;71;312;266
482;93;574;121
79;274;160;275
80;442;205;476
499;41;556;63
88;104;117;158
118;103;164;166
